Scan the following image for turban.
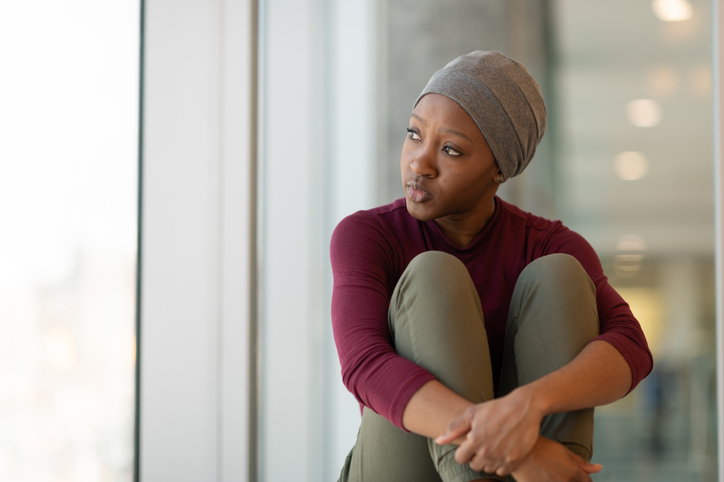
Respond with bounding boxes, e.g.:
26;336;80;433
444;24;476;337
414;51;547;180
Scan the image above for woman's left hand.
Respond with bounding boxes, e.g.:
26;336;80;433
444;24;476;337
434;386;543;476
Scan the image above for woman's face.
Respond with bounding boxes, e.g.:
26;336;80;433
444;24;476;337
400;93;501;227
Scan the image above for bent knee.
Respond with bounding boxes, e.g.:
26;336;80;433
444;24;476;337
519;254;591;288
399;251;472;297
407;250;465;273
406;251;469;282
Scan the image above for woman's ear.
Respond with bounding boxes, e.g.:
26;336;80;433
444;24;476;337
495;172;505;183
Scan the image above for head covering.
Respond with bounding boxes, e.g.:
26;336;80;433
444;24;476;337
414;51;546;180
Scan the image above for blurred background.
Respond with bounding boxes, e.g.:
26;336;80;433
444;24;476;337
377;1;718;479
0;0;716;481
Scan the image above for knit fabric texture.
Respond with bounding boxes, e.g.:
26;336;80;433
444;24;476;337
414;51;547;180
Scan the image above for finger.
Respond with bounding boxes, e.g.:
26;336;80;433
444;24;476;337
581;462;602;474
569;451;603;475
494;451;529;476
494;463;515;477
434;414;472;445
452;437;479;465
575;471;593;482
466;451;492;473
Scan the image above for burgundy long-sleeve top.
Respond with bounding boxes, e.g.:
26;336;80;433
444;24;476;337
330;197;653;430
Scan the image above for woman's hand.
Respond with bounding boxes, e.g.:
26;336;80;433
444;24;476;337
434;386;544;475
511;436;602;482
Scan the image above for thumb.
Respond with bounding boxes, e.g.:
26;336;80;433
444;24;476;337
569;450;602;474
434;411;472;445
581;462;603;474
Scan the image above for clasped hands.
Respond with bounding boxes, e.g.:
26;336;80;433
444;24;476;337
434;387;602;481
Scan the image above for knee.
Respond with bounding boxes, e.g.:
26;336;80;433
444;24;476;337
394;251;476;307
405;251;469;286
518;254;594;295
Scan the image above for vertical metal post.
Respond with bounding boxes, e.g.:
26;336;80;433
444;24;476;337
714;0;724;479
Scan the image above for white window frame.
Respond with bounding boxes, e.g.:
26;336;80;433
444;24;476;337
139;0;256;480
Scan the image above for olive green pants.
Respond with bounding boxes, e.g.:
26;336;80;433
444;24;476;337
338;252;599;482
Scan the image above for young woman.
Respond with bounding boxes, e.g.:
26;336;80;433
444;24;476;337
331;51;652;482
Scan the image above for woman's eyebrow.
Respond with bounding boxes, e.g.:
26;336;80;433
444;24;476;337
440;127;472;143
410;113;427;125
410;113;472;143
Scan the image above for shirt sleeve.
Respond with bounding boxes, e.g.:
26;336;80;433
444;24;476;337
330;212;436;429
540;224;654;393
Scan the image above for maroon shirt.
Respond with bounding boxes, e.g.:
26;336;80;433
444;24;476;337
330;196;653;430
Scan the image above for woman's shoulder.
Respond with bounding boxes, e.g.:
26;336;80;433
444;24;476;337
331;198;417;255
333;198;412;236
331;198;419;276
495;197;564;233
495;197;594;255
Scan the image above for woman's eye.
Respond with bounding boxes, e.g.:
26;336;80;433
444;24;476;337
406;128;421;141
443;146;461;156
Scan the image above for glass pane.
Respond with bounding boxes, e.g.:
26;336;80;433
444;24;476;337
553;0;716;480
0;2;139;481
372;0;716;480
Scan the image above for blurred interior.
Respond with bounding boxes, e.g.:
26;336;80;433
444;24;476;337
371;0;716;480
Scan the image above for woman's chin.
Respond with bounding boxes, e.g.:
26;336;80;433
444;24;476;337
405;200;437;221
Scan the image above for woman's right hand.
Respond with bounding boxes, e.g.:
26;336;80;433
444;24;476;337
510;436;602;482
434;386;544;475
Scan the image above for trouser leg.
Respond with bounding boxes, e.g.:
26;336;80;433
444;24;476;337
339;252;600;481
339;407;441;482
390;251;502;482
499;253;599;460
340;251;499;482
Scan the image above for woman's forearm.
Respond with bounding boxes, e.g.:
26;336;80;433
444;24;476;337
403;340;631;444
517;340;632;417
429;339;632;476
402;380;473;439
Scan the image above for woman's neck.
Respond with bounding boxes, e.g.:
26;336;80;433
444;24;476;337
434;198;496;248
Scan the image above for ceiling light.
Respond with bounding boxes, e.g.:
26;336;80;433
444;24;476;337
614;234;646;278
617;234;647;252
626;99;662;127
651;0;693;22
614;255;644;278
614;151;649;181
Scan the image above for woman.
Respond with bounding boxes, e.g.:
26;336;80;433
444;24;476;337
330;51;652;482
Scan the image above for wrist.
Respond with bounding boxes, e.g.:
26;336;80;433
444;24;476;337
511;383;549;420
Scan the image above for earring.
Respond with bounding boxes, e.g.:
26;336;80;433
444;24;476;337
497;176;505;183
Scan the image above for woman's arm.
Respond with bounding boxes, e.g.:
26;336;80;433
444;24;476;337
402;379;473;440
331;211;438;427
412;340;630;476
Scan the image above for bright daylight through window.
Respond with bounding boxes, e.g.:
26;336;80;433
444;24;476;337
0;2;139;481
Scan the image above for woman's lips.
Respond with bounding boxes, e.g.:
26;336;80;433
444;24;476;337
406;182;433;203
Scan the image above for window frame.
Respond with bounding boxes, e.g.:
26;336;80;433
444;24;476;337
139;0;257;480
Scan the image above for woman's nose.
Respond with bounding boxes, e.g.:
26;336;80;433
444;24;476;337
410;148;436;177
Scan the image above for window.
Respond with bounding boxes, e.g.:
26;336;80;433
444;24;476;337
0;2;139;480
